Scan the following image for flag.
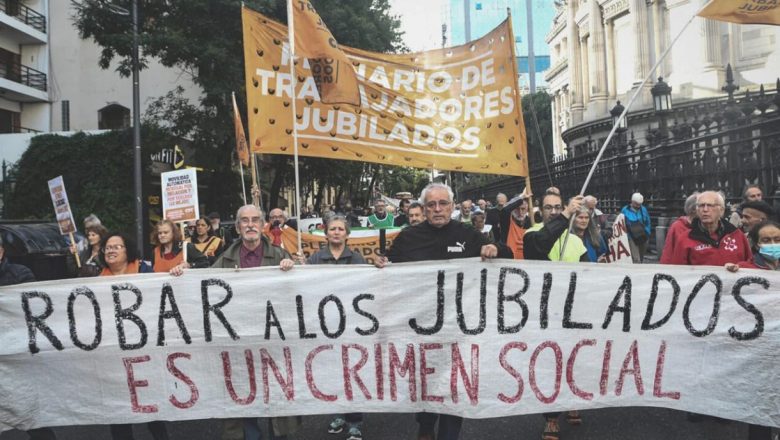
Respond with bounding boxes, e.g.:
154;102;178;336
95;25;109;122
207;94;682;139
698;0;780;26
242;7;529;177
232;92;250;167
290;0;360;105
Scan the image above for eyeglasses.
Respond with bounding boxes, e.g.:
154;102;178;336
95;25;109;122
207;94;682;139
104;244;125;251
696;203;722;210
425;200;451;209
542;205;563;211
239;217;262;225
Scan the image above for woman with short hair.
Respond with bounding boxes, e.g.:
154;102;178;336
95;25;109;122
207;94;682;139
150;219;208;275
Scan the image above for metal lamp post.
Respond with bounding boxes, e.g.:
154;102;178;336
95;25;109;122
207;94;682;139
610;101;627;149
102;0;143;256
131;0;142;258
651;77;672;140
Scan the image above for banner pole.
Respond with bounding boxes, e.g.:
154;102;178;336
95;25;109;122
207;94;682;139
238;160;248;205
286;0;303;254
506;8;536;226
558;3;706;259
180;222;188;264
69;232;81;268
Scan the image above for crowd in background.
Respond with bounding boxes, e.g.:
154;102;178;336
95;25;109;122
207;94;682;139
1;182;778;440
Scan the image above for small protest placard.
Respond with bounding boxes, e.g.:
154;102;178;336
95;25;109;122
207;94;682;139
47;176;76;235
161;169;199;222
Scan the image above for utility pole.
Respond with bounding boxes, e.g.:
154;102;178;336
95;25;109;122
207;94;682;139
132;0;143;257
526;0;536;93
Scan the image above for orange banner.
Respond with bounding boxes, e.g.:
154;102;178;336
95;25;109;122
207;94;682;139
291;0;360;105
699;0;780;25
232;93;250;167
242;6;528;176
268;228;399;265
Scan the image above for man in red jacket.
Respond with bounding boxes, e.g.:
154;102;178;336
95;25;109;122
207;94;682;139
664;191;751;266
659;192;699;264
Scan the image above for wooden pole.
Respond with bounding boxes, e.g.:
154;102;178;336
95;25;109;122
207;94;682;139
506;8;536;226
69;232;81;268
180;223;188;264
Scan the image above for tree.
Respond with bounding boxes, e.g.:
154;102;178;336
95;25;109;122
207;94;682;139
6;129;173;233
71;0;407;216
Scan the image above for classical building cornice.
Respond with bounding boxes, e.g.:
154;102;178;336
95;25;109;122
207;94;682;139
602;0;630;22
544;59;569;82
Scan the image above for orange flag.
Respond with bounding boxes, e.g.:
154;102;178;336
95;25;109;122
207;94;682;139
290;0;360;105
232;92;250;167
698;0;780;26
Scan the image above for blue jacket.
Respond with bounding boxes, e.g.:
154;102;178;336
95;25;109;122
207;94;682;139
621;204;651;238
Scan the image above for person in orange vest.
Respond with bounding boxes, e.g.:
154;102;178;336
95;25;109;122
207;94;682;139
498;189;533;259
150;219;208;275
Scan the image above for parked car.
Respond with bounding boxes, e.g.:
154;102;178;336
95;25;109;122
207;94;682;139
0;221;82;281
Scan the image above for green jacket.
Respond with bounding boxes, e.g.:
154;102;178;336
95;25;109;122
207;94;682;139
211;235;290;268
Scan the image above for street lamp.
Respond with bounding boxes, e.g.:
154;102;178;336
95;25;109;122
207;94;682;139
610;101;628;132
101;0;143;257
651;77;673;113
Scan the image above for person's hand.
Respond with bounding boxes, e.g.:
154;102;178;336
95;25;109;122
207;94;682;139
374;256;388;268
70;243;78;255
279;258;295;271
520;187;533;199
563;195;584;219
725;263;740;273
169;262;189;277
480;244;499;260
251;184;261;206
597;254;608;263
292;252;306;265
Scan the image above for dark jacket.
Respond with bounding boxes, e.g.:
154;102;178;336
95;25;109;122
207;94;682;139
0;258;36;286
498;195;531;244
386;220;512;262
307;246;366;265
211;236;290;268
151;241;209;269
523;215;590;262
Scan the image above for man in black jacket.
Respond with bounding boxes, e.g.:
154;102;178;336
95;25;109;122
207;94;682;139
376;183;510;440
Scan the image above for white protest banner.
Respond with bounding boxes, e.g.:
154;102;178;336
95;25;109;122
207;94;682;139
606;214;633;264
47;176;76;235
1;260;778;432
161;168;199;223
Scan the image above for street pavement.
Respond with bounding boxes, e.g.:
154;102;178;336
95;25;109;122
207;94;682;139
0;407;758;439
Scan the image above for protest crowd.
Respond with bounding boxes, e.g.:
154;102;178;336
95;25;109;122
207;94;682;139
2;180;778;440
2;1;779;439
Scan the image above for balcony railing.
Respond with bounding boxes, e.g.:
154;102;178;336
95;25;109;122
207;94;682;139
0;0;47;33
0;59;47;91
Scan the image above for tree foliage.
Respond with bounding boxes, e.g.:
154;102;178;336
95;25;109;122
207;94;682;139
6;129;174;232
71;0;410;214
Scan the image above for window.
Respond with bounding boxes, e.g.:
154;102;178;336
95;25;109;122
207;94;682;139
98;103;130;130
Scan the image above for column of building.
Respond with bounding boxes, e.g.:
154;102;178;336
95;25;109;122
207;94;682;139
567;0;584;124
587;0;609;118
699;0;725;89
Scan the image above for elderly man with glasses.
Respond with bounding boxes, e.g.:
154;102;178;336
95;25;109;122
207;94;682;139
664;191;751;266
375;183;511;440
212;204;298;440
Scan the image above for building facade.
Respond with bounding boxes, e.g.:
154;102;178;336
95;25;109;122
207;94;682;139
446;0;556;92
0;0;201;163
545;0;780;156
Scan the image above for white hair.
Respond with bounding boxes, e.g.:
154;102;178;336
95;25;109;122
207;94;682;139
697;191;725;208
583;195;598;205
684;192;700;216
419;183;454;205
235;204;265;222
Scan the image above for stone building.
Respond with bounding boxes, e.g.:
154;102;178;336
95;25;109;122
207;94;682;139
545;0;780;157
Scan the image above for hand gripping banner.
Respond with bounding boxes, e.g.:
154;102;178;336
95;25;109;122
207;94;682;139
1;260;778;431
241;6;528;176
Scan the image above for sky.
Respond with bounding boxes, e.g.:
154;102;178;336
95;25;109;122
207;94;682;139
390;0;448;52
